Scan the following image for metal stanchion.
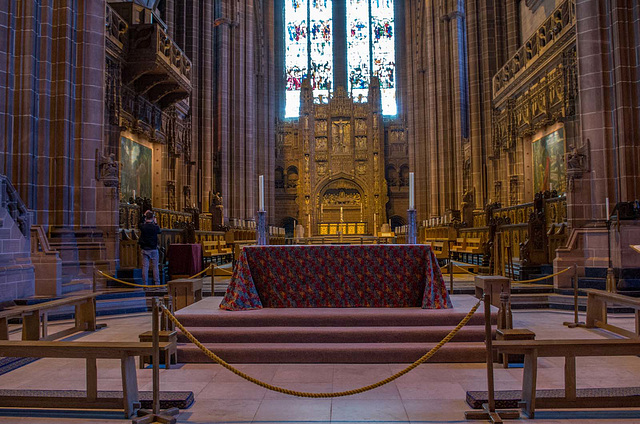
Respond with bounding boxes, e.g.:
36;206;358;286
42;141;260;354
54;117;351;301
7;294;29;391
465;291;519;423
133;298;179;424
563;264;585;328
449;246;454;294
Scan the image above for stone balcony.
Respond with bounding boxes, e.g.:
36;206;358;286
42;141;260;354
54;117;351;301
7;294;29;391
108;1;192;109
492;0;576;105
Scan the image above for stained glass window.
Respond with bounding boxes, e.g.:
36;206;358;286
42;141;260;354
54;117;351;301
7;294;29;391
370;0;396;115
347;0;370;103
285;0;309;118
285;0;396;117
310;0;333;104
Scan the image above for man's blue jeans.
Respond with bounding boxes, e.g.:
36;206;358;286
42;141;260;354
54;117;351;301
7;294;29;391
141;248;160;285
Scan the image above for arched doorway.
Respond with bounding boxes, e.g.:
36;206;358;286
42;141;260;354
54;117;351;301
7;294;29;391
390;215;406;231
280;217;297;238
317;179;367;235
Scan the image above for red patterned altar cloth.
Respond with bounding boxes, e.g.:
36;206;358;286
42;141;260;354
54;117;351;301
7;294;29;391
220;245;452;310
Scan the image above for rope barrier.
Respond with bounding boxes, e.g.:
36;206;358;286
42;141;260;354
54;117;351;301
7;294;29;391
212;266;234;276
187;265;214;279
517;266;572;284
161;299;482;398
97;264;216;289
451;263;479;276
97;270;167;288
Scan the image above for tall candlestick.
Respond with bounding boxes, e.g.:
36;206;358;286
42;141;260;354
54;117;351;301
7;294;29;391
259;175;264;211
409;172;415;210
606;198;610;218
340;206;344;223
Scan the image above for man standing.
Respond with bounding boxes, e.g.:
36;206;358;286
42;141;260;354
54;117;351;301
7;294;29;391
139;210;161;285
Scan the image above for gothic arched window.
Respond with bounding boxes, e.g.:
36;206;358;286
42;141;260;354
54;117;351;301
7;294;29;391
285;0;396;118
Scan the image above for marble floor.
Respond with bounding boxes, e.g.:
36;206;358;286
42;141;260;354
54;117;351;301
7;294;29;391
2;295;640;423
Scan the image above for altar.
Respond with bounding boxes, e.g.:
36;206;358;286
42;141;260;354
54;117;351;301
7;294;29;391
220;245;452;310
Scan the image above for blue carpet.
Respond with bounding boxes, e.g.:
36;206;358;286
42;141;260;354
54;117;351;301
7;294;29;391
0;356;39;377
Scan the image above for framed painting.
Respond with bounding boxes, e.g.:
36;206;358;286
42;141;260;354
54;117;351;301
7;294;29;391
120;136;152;200
532;128;566;193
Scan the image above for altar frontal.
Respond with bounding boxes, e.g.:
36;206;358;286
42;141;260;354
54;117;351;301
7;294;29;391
220;245;452;310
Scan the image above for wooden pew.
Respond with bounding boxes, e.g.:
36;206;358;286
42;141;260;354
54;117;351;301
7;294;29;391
0;340;172;418
464;238;483;254
423;238;449;260
0;292;100;341
583;288;640;339
493;338;640;418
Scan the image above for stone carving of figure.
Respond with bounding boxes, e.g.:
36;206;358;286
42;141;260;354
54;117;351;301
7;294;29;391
99;152;119;188
566;146;582;171
211;191;224;227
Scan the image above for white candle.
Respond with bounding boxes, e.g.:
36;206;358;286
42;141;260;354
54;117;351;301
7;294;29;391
259;175;264;211
409;172;415;210
132;190;136;198
606;198;610;218
340;206;344;222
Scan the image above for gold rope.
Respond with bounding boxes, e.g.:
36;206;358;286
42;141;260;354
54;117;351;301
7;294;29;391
188;265;214;279
97;270;167;288
97;264;214;288
448;263;572;283
161;299;482;398
517;266;572;284
452;263;479;276
213;266;234;276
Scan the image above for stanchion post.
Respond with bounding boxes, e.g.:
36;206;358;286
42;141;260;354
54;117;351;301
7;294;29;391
133;298;179;424
211;264;215;295
152;298;160;414
449;246;454;294
92;267;97;292
465;289;519;422
563;264;585;329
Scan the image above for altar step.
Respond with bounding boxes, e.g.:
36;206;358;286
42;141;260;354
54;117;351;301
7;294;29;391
177;342;487;364
178;326;488;344
174;296;494;364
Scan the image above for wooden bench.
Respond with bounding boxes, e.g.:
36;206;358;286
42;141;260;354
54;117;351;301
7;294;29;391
493;338;640;418
464;237;483;254
202;240;233;266
0;340;172;418
424;238;450;260
451;237;466;254
0;292;99;341
583;288;640;338
139;330;177;369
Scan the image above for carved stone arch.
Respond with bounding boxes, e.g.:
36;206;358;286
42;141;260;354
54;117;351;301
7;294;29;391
279;216;297;237
390;215;406;228
399;164;410;187
275;166;284;189
386;165;398;187
286;166;299;189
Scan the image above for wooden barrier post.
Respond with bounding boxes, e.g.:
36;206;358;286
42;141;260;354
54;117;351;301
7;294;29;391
132;298;179;424
466;279;519;423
